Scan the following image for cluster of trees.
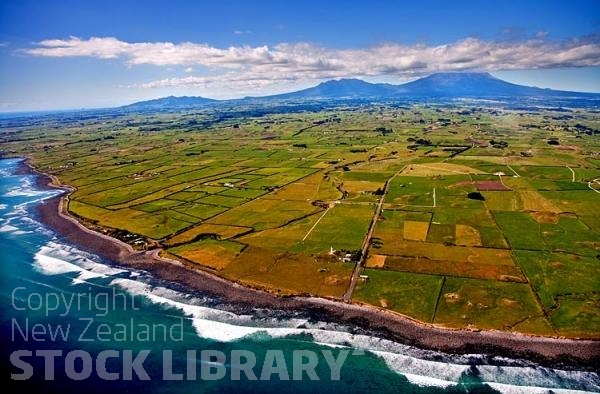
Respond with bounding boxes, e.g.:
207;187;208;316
371;237;383;249
574;123;598;135
407;137;433;150
489;139;508;149
374;127;393;135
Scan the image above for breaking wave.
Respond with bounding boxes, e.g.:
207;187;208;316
107;276;600;392
3;158;599;393
25;237;600;392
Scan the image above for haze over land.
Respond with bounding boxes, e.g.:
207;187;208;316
123;72;600;111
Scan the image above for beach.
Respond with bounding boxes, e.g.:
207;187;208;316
29;161;600;371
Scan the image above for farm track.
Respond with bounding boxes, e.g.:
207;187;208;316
7;104;599;342
343;166;407;302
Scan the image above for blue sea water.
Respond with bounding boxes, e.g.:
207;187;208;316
0;158;598;393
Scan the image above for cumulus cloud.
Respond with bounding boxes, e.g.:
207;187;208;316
22;35;600;95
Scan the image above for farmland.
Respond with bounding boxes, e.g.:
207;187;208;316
1;102;599;337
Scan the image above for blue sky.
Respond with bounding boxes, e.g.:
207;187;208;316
1;0;599;111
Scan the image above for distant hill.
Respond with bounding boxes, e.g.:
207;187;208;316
121;73;599;109
265;78;398;99
392;72;587;97
123;95;217;110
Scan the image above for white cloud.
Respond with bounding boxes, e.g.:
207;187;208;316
129;72;304;98
22;35;600;95
184;67;193;73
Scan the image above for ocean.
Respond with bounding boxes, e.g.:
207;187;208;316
0;158;598;393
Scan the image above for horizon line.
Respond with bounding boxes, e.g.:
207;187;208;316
2;71;599;114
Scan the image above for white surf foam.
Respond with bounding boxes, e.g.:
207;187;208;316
3;159;599;391
0;224;19;233
4;178;46;198
312;341;350;349
44;242;126;275
108;275;600;392
0;217;32;235
403;372;456;389
109;276;468;387
34;242;127;284
477;364;600;392
110;277;310;342
486;381;593;394
2;176;61;207
34;253;84;275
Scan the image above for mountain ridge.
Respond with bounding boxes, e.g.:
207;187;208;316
123;95;217;110
125;72;599;109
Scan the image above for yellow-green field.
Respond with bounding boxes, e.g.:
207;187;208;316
2;103;599;337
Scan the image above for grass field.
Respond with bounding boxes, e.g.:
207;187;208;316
297;204;374;253
354;269;444;322
4;102;599;337
434;277;548;331
168;239;245;270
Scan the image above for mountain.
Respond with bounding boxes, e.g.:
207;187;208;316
392;72;583;97
123;95;217;110
265;78;398;99
121;73;598;109
273;72;595;100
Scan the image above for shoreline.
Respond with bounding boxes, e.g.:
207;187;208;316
22;159;600;370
